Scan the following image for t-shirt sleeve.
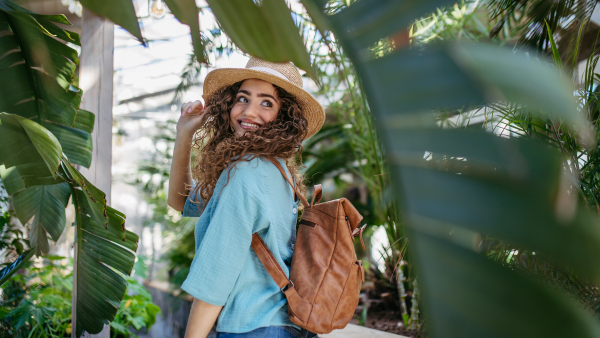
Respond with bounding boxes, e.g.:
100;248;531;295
181;183;205;217
181;163;269;305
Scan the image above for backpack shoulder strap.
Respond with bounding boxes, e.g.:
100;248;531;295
267;158;309;208
251;233;294;291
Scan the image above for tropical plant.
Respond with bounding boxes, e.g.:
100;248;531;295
0;182;29;263
412;0;497;44
488;0;600;62
453;26;600;316
110;264;162;338
0;1;139;336
417;7;600;321
0;256;72;338
0;256;160;338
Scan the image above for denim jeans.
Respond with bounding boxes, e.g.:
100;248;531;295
216;326;318;338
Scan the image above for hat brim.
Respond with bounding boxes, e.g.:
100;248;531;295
203;68;325;139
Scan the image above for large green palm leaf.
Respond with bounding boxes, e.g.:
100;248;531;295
11;178;70;256
71;188;138;337
0;120;139;337
0;0;93;168
0;3;139;336
207;0;314;76
77;0;208;63
317;0;600;336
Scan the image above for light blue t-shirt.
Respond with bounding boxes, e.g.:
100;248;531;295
180;157;300;333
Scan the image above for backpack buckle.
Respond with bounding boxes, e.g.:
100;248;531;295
281;280;294;293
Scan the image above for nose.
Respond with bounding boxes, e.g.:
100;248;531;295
244;100;260;118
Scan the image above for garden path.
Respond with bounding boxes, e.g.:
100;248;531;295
321;324;408;338
143;280;408;338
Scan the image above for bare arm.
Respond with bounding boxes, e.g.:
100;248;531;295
184;298;223;338
168;100;206;211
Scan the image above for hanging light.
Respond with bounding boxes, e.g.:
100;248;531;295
149;0;166;19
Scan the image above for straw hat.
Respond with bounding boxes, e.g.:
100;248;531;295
203;57;325;139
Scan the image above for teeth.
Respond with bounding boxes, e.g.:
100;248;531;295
240;122;260;128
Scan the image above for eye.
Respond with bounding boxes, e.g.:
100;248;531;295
261;100;273;107
237;96;248;103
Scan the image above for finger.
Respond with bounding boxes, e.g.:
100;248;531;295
186;101;196;114
187;101;204;115
191;100;204;113
181;102;190;115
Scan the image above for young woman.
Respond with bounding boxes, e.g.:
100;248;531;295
167;58;324;338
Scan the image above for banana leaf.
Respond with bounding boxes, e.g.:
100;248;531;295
12;182;70;256
71;188;138;337
0;3;139;335
164;0;206;63
0;0;94;168
77;0;142;43
207;0;314;76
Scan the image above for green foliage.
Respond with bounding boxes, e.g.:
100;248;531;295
0;213;26;259
0;257;160;338
1;257;73;338
424;7;600;322
0;0;93;169
110;275;162;338
77;0;142;43
12;182;71;256
77;0;210;65
0;249;34;287
163;0;204;63
452;25;600;317
412;0;496;44
0;182;28;260
488;0;599;61
0;181;32;286
207;0;314;76
0;2;139;336
296;1;403;269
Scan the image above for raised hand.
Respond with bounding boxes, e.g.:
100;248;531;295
168;100;205;212
177;100;206;138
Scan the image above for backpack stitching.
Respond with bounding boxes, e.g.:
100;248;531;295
304;200;341;329
330;261;358;329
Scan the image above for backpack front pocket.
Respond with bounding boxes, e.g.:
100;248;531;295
331;261;362;329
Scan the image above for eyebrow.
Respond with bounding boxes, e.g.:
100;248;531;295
237;89;278;102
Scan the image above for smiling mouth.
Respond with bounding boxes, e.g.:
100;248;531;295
239;121;260;130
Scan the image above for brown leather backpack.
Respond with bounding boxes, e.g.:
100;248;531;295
251;158;366;334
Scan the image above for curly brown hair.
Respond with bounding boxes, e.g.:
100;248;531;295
191;80;308;203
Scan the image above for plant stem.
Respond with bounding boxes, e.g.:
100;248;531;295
408;278;420;330
68;184;82;338
396;262;409;327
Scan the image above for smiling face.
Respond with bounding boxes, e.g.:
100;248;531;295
229;78;281;137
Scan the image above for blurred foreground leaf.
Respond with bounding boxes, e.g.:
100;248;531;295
208;0;314;76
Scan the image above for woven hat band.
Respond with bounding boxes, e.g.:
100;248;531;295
248;67;288;81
